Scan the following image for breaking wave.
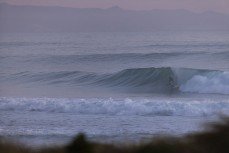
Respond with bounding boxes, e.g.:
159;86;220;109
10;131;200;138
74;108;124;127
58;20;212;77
5;67;229;95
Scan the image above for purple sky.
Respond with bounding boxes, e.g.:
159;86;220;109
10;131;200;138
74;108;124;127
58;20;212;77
2;0;229;14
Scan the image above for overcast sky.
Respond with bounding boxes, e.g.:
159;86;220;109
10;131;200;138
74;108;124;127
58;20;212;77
2;0;229;14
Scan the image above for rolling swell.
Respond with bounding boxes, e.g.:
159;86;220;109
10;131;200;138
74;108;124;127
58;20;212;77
5;67;229;95
1;52;190;64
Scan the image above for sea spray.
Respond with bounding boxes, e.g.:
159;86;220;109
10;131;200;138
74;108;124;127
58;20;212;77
180;72;229;94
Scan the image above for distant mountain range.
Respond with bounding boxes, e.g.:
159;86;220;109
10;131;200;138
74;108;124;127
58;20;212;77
1;3;229;32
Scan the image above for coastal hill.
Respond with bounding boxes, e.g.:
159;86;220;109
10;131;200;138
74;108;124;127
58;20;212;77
1;3;229;32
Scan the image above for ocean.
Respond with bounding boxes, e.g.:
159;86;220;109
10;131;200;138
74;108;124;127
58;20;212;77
0;31;229;146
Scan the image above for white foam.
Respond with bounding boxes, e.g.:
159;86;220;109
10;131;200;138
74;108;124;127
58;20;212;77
180;72;229;95
1;97;229;117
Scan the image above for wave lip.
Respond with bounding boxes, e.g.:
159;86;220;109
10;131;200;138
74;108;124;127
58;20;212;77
1;97;229;117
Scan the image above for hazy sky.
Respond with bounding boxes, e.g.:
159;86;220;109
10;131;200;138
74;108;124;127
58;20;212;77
2;0;229;14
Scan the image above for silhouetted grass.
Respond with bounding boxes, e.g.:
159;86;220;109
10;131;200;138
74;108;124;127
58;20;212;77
1;117;229;153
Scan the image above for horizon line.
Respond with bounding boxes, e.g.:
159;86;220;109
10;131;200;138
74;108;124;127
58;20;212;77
1;2;228;15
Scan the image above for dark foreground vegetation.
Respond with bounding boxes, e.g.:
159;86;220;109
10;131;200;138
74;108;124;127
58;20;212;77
1;117;229;153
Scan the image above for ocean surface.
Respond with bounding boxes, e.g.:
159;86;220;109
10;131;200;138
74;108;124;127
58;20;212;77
0;32;229;146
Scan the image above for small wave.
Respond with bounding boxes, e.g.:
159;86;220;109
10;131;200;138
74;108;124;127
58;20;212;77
1;97;229;117
33;52;182;64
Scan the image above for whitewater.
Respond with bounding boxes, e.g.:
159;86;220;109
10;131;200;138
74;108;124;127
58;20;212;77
0;31;229;146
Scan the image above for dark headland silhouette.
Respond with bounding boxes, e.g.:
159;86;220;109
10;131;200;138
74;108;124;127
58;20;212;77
1;3;229;32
